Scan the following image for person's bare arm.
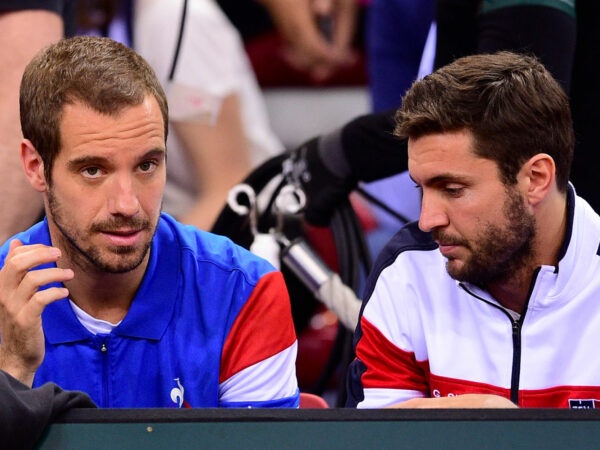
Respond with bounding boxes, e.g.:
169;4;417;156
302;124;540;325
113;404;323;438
0;10;64;243
0;240;74;387
391;394;518;408
173;93;252;231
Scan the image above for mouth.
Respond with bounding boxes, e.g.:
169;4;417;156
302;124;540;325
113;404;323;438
436;242;462;258
100;228;144;246
105;228;142;235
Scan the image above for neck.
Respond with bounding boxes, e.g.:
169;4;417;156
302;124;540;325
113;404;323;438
63;269;143;323
52;245;148;323
486;272;534;314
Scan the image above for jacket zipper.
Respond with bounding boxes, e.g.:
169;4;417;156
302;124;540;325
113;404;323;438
100;339;109;407
510;319;522;404
459;270;539;407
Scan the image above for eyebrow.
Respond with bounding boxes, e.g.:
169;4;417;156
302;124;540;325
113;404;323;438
67;148;166;169
410;173;470;188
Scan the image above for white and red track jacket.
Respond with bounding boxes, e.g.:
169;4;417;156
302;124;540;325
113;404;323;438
348;187;600;408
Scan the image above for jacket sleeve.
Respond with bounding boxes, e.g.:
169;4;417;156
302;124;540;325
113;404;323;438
218;271;300;407
0;369;96;449
346;237;432;408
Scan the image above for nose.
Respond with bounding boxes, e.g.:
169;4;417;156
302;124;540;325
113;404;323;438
107;174;140;217
418;192;448;232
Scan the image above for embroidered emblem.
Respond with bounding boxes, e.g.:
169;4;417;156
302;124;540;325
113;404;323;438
170;378;185;408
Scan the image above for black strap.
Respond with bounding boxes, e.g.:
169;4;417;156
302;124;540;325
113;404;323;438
168;0;188;81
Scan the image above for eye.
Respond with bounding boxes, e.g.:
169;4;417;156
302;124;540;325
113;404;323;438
443;185;465;197
82;166;102;179
139;160;158;173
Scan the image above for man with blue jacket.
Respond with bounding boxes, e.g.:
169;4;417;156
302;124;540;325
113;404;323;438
0;36;299;408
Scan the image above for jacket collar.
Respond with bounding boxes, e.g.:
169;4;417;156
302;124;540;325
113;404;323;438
43;214;180;343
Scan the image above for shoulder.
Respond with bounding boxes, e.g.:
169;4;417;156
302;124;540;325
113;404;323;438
566;194;600;262
156;214;276;283
362;221;439;300
373;221;438;267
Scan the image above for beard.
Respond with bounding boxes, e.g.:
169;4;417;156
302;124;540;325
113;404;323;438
47;188;156;274
433;187;536;287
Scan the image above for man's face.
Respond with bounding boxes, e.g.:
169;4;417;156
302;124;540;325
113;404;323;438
45;96;166;274
408;130;536;286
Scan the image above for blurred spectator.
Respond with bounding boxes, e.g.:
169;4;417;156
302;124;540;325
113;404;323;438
0;2;76;244
434;0;576;93
133;0;284;230
217;0;366;86
366;0;435;112
360;0;435;257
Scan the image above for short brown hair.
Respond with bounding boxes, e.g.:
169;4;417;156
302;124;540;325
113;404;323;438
395;51;574;191
20;36;169;183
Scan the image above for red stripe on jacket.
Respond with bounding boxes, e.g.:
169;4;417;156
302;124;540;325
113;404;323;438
220;271;296;383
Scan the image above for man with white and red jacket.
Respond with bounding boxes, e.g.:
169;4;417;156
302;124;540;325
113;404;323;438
347;51;600;409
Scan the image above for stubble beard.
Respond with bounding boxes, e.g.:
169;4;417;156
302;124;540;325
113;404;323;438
47;188;156;274
435;188;537;288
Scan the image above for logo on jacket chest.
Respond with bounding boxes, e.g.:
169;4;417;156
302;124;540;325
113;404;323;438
569;399;598;409
170;378;191;408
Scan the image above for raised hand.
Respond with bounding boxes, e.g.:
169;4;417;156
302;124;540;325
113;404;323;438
0;239;74;386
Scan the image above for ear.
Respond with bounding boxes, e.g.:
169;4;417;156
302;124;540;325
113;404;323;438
522;153;555;206
21;139;48;192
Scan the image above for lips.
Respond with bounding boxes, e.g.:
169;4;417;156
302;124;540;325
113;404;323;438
433;230;464;253
101;229;144;246
105;229;141;236
438;243;460;258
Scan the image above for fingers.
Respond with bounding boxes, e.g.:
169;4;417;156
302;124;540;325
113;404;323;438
0;241;73;386
0;240;73;314
6;240;61;271
15;268;73;313
3;240;66;283
18;286;70;327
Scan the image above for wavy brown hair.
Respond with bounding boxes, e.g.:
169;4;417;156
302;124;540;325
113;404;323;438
395;51;574;192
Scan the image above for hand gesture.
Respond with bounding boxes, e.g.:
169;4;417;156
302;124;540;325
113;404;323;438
0;240;73;386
